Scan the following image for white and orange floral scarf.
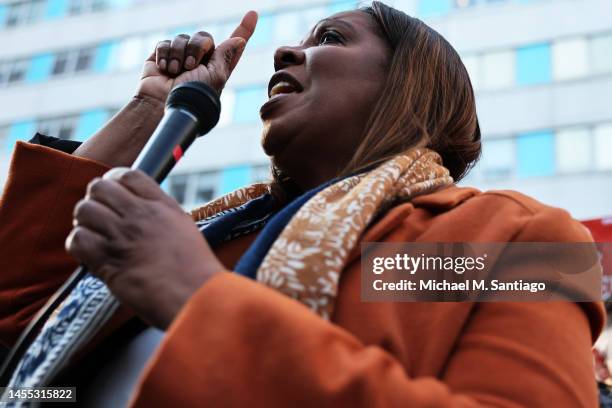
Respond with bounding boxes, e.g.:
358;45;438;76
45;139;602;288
192;148;453;319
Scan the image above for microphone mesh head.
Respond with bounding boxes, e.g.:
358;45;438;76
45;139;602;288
166;82;221;136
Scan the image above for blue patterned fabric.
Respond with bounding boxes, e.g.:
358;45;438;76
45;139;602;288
5;136;342;393
234;178;336;279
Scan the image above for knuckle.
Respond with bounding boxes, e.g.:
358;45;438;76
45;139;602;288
196;30;211;39
157;40;170;49
176;33;190;40
87;178;104;196
73;199;88;219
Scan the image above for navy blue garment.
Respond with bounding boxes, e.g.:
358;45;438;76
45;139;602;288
233;177;338;280
198;193;277;248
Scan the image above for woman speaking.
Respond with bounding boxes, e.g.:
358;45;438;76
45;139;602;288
0;2;604;406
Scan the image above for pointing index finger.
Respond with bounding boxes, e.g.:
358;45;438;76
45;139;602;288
230;10;258;42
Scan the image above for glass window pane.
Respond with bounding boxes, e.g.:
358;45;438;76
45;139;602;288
552;37;588;80
480;138;515;180
45;0;69;19
328;0;357;15
418;0;452;17
233;86;267;124
516;43;552;86
5;120;36;153
74;109;108;141
249;14;274;48
482;50;515;90
517;130;555;177
556;127;592;173
195;172;217;204
168;175;188;204
219;165;251;195
0;5;7;28
8;60;28;83
75;47;94;72
594;123;612;170
26;53;54;83
93;41;118;72
591;34;612;74
52;52;69;75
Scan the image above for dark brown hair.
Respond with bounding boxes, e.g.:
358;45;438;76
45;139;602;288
272;1;481;201
343;1;481;181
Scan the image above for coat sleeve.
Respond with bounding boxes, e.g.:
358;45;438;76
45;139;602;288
0;142;109;346
131;206;605;407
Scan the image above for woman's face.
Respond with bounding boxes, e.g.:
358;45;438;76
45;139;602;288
260;10;390;190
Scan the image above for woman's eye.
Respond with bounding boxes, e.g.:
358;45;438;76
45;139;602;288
319;30;343;45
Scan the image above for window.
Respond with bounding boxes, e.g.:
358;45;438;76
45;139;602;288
479;138;515;180
52;51;70;75
418;0;452;18
45;0;69;19
591;34;612;74
93;41;117;72
328;0;357;15
73;109;108;141
454;0;477;8
249;14;274;48
5;120;36;153
552;37;588;80
75;47;95;71
0;5;7;27
194;172;218;204
7;59;29;84
68;0;108;15
5;1;44;27
37;115;79;139
219;166;251;195
555;127;592;173
233;86;267;124
481;50;515;90
26;53;54;83
594;123;612;170
51;47;96;77
516;130;555;178
168;174;189;204
516;43;552;86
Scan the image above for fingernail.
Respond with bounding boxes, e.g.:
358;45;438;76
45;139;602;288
159;59;167;70
169;59;179;74
185;56;195;69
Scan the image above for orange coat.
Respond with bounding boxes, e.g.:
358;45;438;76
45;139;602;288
0;142;605;407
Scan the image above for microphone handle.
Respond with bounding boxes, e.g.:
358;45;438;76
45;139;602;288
133;107;199;182
0;109;199;386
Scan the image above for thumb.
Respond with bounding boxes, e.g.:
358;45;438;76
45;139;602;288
208;37;247;89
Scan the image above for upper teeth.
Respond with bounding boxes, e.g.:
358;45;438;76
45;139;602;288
270;81;296;97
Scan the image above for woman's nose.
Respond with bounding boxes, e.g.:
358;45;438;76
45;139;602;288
274;46;305;71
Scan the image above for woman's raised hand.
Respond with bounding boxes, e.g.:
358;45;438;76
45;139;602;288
137;10;258;103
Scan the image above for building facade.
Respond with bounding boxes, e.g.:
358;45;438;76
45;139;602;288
0;0;610;220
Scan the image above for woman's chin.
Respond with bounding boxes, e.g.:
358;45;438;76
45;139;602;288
260;120;294;158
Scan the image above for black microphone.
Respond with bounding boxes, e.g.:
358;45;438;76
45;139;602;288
0;81;221;386
134;81;221;181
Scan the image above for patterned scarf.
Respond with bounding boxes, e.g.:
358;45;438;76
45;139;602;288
193;148;453;318
5;148;451;394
